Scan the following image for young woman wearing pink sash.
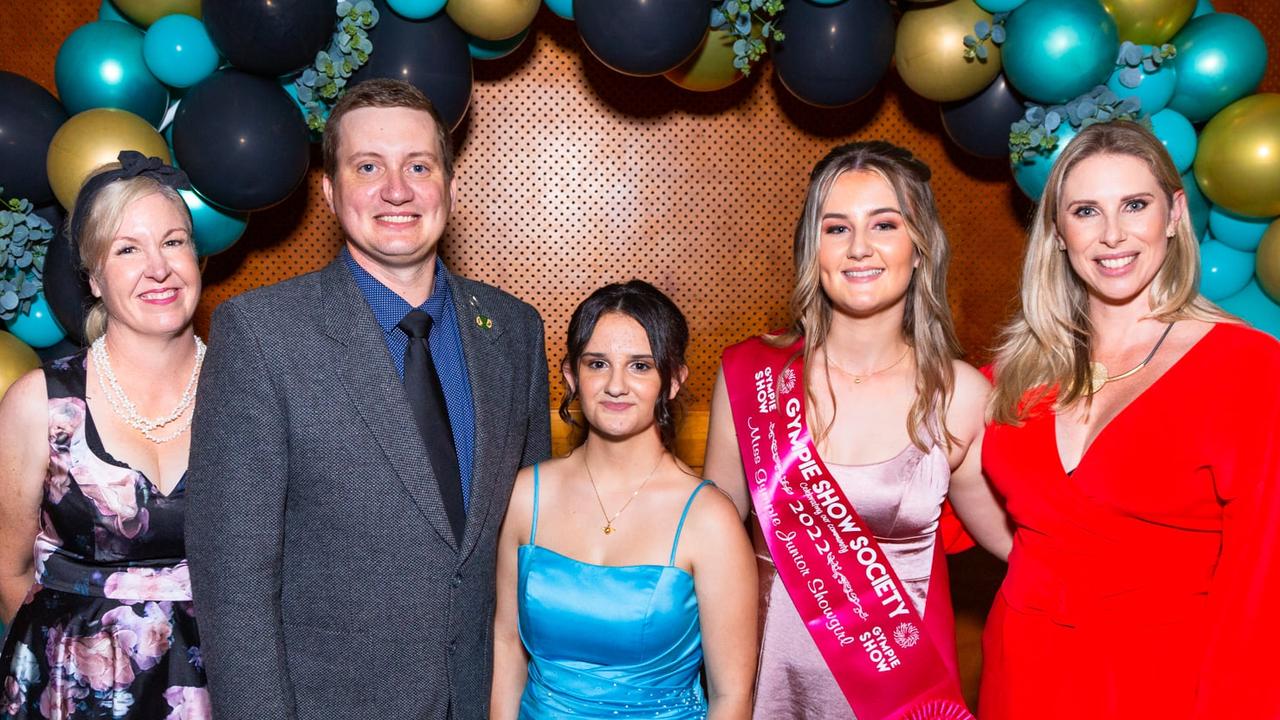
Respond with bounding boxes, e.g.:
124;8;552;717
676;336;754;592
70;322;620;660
703;142;1010;720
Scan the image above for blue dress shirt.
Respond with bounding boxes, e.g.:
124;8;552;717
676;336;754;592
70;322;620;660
344;248;476;509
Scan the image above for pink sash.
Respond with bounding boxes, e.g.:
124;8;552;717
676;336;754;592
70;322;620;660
723;337;973;720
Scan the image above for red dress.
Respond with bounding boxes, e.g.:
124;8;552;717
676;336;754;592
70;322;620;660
980;323;1280;718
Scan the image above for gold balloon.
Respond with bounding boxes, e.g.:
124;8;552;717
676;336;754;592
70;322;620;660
895;0;1001;103
665;30;744;93
47;108;171;211
1194;93;1280;219
1101;0;1195;45
111;0;201;28
0;331;40;401
446;0;539;42
1256;220;1280;304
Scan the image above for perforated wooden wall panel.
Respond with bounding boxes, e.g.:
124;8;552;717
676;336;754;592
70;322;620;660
4;0;1278;419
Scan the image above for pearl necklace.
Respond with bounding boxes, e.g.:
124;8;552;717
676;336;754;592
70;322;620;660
90;334;206;444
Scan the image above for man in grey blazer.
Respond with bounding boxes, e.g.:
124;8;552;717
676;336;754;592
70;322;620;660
186;78;551;720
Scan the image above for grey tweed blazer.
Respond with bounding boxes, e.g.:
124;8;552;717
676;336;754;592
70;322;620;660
185;257;551;720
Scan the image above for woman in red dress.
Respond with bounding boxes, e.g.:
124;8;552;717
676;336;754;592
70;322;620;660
981;120;1280;718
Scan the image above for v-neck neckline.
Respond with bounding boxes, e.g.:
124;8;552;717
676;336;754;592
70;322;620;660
1053;323;1221;476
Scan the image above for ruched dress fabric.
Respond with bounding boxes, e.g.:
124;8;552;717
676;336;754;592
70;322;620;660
981;324;1280;719
517;467;711;719
751;441;958;720
0;353;208;719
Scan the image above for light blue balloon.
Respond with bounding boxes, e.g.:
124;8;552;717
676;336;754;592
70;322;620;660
544;0;573;19
386;0;447;20
180;188;249;256
1012;124;1079;200
1182;171;1209;240
1148;108;1196;174
1002;0;1119;104
976;0;1028;10
1198;237;1255;300
98;0;139;26
469;29;530;61
1209;206;1274;252
1168;13;1267;122
1192;0;1214;18
1105;47;1177;115
4;293;67;349
143;15;220;89
1219;280;1280;338
55;21;169;126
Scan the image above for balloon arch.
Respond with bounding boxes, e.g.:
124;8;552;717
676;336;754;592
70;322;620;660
0;0;1277;384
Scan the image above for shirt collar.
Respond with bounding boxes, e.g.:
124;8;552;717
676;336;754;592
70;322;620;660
342;247;454;334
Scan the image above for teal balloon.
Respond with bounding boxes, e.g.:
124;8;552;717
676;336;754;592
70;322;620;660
1209;206;1273;252
1012;124;1079;200
1182;171;1209;240
1168;13;1267;122
143;15;220;88
55;21;169;126
1148;108;1196;173
1192;0;1213;18
1219;279;1280;338
1105;46;1177;114
180;187;249;256
387;0;447;20
1199;237;1255;300
544;0;572;20
4;293;67;349
977;0;1028;10
98;0;139;26
469;29;530;60
1002;0;1118;104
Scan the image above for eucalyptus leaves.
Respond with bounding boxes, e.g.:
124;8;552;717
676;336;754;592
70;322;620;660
963;14;1007;63
1009;85;1144;164
293;1;380;132
710;0;785;76
1114;41;1176;89
0;192;53;323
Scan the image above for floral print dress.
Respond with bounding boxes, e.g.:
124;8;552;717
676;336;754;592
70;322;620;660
1;353;208;719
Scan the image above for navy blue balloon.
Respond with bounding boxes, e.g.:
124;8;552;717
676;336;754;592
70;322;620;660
773;0;895;108
0;73;68;207
203;0;335;77
576;0;707;77
942;74;1025;159
351;1;473;130
172;70;310;212
34;204;89;348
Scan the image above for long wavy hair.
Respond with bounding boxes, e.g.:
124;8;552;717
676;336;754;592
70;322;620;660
771;141;962;451
989;120;1235;424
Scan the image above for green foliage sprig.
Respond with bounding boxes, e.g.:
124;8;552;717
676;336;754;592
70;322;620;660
1115;41;1176;89
1009;85;1144;164
294;1;380;133
963;13;1007;62
0;190;53;323
710;0;785;77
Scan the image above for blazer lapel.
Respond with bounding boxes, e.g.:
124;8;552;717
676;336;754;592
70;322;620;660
449;277;515;563
320;259;459;551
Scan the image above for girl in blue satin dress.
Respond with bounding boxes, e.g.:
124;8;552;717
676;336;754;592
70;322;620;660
491;281;757;720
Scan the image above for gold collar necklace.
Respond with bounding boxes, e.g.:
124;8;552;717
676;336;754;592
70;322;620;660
1088;322;1175;393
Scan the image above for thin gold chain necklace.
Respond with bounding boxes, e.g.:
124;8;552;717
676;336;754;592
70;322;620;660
1088;322;1175;393
826;346;910;384
584;452;664;535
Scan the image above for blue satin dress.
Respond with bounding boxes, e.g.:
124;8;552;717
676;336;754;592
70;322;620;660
517;466;711;719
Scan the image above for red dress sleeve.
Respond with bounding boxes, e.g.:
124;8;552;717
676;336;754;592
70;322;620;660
1194;340;1280;716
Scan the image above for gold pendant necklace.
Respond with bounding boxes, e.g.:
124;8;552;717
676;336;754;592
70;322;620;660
826;346;910;384
1088;322;1175;393
584;452;664;535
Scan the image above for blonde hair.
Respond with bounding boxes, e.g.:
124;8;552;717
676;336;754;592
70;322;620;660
771;141;962;452
68;166;192;342
989;120;1234;424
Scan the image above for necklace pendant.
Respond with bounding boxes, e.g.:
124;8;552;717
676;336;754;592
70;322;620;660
602;524;615;535
853;377;863;384
1088;361;1109;393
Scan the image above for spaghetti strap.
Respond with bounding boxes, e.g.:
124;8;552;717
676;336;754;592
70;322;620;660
529;464;542;546
668;480;713;566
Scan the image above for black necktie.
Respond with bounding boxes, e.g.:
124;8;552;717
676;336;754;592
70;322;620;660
398;309;465;538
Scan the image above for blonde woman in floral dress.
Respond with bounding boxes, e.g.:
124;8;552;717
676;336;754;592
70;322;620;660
0;153;209;718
